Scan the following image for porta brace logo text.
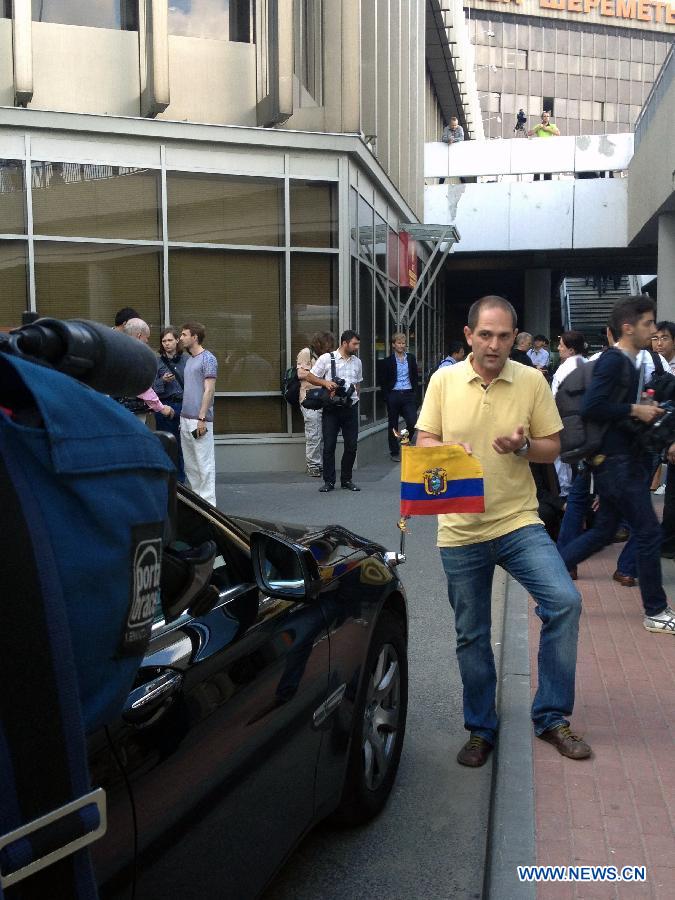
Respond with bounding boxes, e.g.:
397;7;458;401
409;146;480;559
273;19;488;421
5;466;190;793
129;539;162;626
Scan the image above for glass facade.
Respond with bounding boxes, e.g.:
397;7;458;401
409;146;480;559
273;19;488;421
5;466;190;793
167;173;283;246
31;1;138;30
31;163;160;240
0;242;28;329
471;13;673;138
168;0;253;43
0;158;347;438
349;187;442;422
0;159;26;235
0;152;438;445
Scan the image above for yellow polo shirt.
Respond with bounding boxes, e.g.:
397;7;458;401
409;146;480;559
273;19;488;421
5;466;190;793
416;356;562;547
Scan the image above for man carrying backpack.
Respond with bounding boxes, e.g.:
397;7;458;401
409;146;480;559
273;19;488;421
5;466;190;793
296;331;335;476
558;297;675;634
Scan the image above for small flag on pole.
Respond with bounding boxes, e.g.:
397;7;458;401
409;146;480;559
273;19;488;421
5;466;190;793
400;445;485;516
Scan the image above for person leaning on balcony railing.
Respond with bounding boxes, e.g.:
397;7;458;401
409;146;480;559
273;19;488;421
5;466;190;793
529;110;560;181
440;116;464;185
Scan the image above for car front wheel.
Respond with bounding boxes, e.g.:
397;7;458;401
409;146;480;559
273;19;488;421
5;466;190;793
332;610;408;826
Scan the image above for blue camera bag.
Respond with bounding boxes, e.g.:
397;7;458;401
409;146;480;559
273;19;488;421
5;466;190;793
0;352;173;734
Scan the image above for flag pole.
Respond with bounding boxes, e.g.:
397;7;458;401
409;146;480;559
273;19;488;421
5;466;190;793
396;427;410;559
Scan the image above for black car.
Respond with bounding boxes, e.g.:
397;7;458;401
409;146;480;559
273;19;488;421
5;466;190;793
86;483;409;899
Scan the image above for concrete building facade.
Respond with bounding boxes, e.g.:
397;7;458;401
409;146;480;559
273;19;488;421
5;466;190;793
466;0;673;140
0;1;466;470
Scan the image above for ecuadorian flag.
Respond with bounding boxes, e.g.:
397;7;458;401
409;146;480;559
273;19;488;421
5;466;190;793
400;445;485;516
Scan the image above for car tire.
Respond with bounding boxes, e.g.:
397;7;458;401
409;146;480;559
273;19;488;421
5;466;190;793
331;610;408;826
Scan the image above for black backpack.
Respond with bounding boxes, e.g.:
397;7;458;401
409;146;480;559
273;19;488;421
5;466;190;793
282;365;301;407
555;349;633;463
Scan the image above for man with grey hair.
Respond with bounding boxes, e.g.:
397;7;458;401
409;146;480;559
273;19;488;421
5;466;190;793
122;318;173;422
510;332;534;367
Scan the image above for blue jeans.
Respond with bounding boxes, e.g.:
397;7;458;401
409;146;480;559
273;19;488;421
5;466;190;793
557;468;591;554
154;400;185;483
440;525;581;744
557;469;635;578
559;455;667;618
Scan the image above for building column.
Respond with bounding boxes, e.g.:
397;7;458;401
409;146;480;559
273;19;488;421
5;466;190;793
657;213;675;321
523;269;552;337
13;0;33;106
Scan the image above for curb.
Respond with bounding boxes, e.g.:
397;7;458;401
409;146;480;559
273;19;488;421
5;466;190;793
484;575;536;900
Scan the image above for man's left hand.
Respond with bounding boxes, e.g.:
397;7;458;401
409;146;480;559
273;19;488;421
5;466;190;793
668;442;675;465
493;425;527;455
197;421;207;437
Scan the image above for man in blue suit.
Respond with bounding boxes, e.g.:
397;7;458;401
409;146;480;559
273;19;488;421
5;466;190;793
378;332;419;462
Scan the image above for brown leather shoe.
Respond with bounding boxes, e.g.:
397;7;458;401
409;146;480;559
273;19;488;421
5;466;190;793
612;570;637;587
457;734;493;767
538;724;592;760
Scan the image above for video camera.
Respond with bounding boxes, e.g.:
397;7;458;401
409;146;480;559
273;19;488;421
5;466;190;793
328;376;356;408
637;401;675;455
621;372;675;456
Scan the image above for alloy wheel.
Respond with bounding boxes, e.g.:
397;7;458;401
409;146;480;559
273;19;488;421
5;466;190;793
361;642;401;791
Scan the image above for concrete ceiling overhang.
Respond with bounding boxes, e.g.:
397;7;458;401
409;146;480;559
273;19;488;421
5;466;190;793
426;0;469;134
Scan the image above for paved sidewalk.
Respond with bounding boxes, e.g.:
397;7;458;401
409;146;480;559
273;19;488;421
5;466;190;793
529;530;675;900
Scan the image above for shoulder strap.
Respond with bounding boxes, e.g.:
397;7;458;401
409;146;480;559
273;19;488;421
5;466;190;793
162;355;184;389
649;349;665;377
331;352;337;380
0;436;100;899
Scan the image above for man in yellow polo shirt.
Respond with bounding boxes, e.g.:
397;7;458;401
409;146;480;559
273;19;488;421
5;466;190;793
416;296;590;767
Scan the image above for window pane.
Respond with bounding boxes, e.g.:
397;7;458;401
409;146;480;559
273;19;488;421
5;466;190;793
374;211;387;273
290;254;338;358
167;173;283;246
168;0;251;42
358;196;374;263
374;271;388;367
31;163;160;240
0;160;26;235
289;181;337;248
34;243;161;327
1;2;9;16
375;389;386;423
350;256;358;330
358;262;373;387
349;188;358;256
213;397;285;434
358;392;374;428
169;250;283;392
32;0;138;29
0;241;28;328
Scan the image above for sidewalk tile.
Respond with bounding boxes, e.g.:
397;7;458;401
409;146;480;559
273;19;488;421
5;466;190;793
530;537;675;900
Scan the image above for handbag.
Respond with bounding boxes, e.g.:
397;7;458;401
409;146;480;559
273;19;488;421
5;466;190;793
302;386;330;410
301;353;336;411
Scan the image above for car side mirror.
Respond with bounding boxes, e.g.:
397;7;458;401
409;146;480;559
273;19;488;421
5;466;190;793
250;531;321;601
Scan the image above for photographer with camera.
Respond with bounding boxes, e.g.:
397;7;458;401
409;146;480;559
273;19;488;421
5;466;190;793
558;297;675;634
514;108;527;135
305;330;363;493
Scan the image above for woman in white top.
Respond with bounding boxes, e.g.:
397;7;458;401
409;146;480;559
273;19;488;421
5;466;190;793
552;331;587;495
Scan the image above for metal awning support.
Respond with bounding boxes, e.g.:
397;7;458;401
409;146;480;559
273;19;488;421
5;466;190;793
398;224;460;325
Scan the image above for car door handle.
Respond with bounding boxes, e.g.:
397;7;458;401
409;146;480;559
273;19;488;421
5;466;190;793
123;672;183;725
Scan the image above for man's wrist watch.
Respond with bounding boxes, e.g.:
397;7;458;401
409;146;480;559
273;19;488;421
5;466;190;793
514;436;530;457
198;417;206;422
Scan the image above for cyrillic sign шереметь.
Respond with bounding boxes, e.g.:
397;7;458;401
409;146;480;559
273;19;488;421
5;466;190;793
480;0;675;27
